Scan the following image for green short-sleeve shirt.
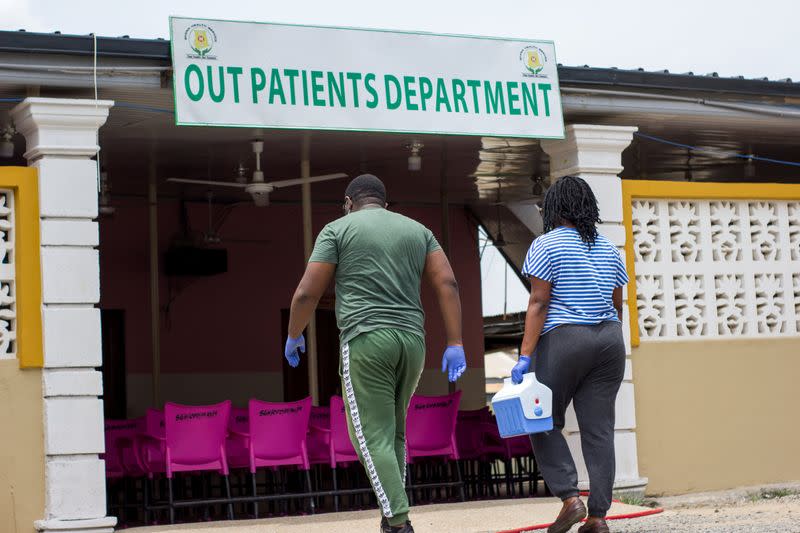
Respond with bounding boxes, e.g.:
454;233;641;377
309;207;441;344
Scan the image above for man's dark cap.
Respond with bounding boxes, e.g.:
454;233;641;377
345;174;386;204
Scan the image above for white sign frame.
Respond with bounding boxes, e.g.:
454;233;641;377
170;16;565;139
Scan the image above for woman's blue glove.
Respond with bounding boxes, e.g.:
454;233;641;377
441;345;466;382
511;355;531;384
284;334;306;368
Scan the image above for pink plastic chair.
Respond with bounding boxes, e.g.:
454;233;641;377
329;395;361;511
501;423;539;498
329;396;358;467
307;405;331;466
104;418;146;524
505;434;533;458
406;391;465;502
226;407;250;470
130;409;166;525
105;418;145;479
164;401;233;523
248;397;314;516
455;408;494;499
407;391;462;460
134;408;166;478
456;409;489;461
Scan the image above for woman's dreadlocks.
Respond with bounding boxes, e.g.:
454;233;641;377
541;176;601;246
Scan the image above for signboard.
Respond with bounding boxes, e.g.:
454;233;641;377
170;17;564;139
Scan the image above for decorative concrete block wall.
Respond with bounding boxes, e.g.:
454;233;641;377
631;198;800;339
0;188;16;360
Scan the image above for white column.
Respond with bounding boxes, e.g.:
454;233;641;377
541;124;648;496
11;98;116;533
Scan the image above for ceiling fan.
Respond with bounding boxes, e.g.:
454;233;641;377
169;192;273;249
167;140;348;207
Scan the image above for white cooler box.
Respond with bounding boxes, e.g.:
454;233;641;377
491;373;553;437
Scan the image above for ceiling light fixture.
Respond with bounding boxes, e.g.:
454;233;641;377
532;176;545;196
405;140;424;171
234;162;248;184
99;170;115;216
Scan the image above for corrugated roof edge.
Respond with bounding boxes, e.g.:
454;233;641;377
0;30;798;97
558;65;798;97
0;29;170;60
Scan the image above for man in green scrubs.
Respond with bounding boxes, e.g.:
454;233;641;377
285;174;466;533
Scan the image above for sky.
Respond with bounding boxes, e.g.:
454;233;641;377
1;0;798;81
480;230;529;317
3;0;797;316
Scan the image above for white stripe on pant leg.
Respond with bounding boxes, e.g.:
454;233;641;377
402;440;407;487
342;343;393;517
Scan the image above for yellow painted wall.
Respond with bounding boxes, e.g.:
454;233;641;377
632;338;800;495
0;361;44;533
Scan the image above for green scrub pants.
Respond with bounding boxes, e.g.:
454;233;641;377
340;328;425;527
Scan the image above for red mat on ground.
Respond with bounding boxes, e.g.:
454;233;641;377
496;495;664;533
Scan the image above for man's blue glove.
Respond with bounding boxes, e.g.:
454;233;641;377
441;345;466;382
284;334;306;368
511;355;531;384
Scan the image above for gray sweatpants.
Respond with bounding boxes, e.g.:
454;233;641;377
529;321;625;517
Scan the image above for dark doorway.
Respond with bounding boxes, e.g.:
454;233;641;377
281;309;340;405
100;309;127;419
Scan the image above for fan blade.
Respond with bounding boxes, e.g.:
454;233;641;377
268;173;348;189
223;238;272;245
167;178;248;189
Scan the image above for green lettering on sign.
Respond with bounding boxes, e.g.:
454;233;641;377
301;70;309;106
250;67;266;104
539;83;552;117
311;71;325;107
484;81;505;115
521;83;538;116
452;79;467;113
185;64;204;102
284;69;299;105
207;66;225;103
347;72;362;108
435;78;452;113
419;77;433;111
226;67;243;103
506;81;521;116
403;76;419;111
269;68;286;105
385;75;402;110
365;73;379;109
328;72;346;107
467;80;481;114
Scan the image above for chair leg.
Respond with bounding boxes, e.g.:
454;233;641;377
407;464;415;506
222;475;234;520
332;467;339;513
304;469;316;514
143;477;150;525
167;476;175;525
455;460;466;502
250;472;259;519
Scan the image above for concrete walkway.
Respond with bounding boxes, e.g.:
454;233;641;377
130;498;651;533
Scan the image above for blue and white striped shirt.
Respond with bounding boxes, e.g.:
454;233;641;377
522;227;629;334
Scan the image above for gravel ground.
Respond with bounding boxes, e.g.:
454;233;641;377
600;483;800;533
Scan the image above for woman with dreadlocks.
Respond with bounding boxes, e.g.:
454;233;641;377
511;176;628;533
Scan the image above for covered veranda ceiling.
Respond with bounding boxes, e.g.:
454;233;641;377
2;81;800;211
2;42;800;281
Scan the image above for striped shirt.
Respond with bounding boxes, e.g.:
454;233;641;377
522;226;629;334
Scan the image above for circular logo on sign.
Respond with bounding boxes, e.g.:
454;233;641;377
519;45;547;77
184;23;217;59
